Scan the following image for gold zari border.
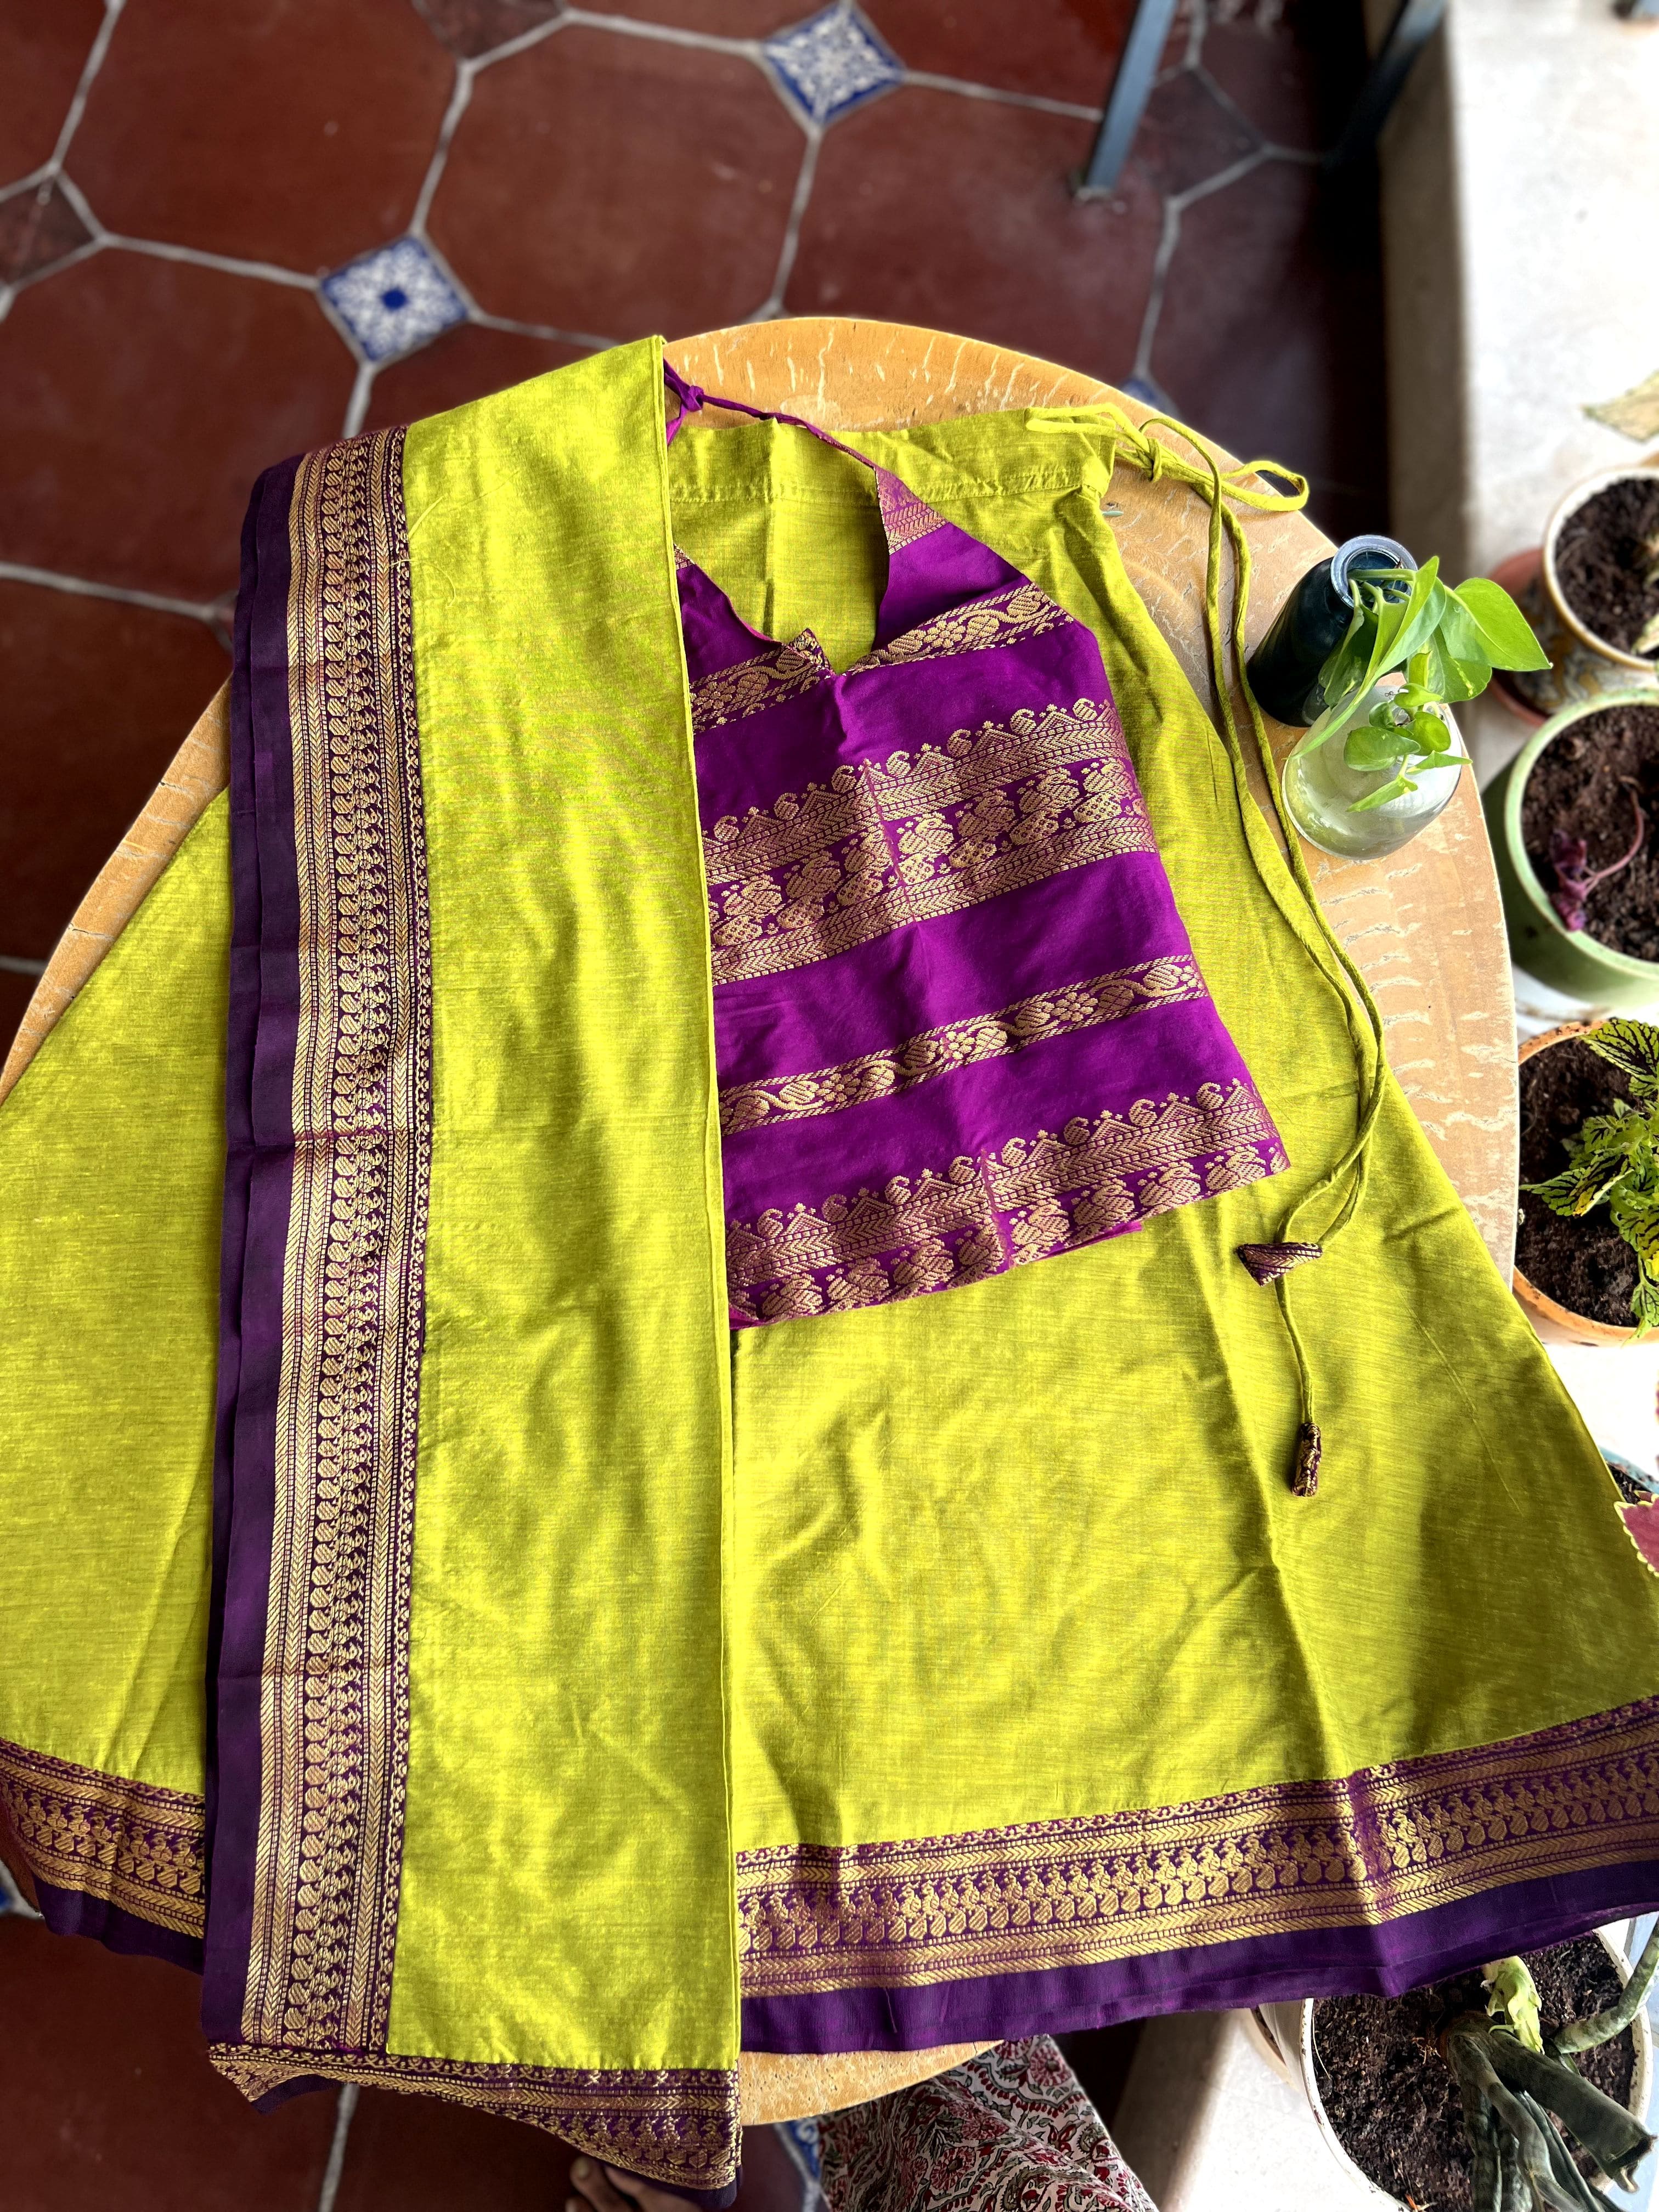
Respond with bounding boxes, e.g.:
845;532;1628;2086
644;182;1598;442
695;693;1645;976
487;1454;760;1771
0;1737;205;1937
846;580;1071;672
727;1077;1282;1320
705;698;1153;987
208;2044;740;2192
877;472;948;551
245;426;433;2053
735;1696;1659;1995
690;634;833;734
719;955;1206;1133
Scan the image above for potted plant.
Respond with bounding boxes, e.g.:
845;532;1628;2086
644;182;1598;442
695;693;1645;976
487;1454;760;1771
1273;556;1548;861
1505;466;1659;719
1485;690;1659;1007
1514;1017;1659;1347
1247;1931;1656;2208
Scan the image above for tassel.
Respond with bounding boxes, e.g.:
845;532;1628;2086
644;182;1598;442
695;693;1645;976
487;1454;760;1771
1237;1241;1323;1285
1291;1422;1322;1498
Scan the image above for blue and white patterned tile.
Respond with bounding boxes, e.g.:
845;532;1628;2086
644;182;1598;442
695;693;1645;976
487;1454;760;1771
320;236;468;364
763;5;902;127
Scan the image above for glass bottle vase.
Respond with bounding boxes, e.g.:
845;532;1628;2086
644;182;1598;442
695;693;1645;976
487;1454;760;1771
1279;681;1466;861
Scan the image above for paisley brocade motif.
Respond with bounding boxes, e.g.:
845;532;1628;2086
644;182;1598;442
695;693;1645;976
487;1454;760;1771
704;698;1154;986
719;956;1207;1133
817;2039;1157;2212
0;1737;205;1937
735;1691;1659;1997
689;634;834;733
725;1079;1285;1323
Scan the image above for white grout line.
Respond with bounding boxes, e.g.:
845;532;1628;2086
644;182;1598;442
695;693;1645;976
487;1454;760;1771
100;232;319;289
755;126;823;318
900;71;1102;123
342;359;376;439
560;9;761;61
47;0;127;175
0;560;223;626
469;306;620;350
1132;195;1182;385
50;169;108;239
0;956;48;978
313;2082;359;2212
1;235;107;308
409;62;475;235
464;8;572;72
1168;142;1269;212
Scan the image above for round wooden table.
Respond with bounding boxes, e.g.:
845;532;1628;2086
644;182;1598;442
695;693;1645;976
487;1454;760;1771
0;317;1519;2121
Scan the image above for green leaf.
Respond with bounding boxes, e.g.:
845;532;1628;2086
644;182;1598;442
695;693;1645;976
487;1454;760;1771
1344;720;1409;772
1349;773;1416;812
1485;1959;1544;2053
1440;653;1491;704
1584;1019;1659;1096
1450;577;1552;672
1385;565;1447;676
1436;589;1489;672
1412;710;1452;754
1316;604;1370;710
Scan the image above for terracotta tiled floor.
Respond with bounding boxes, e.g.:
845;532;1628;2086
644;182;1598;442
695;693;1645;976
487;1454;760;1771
0;0;1386;2194
0;0;1386;1000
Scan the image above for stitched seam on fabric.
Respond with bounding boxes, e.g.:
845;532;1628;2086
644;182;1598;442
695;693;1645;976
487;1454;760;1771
207;2045;740;2191
733;1693;1659;1993
0;1737;205;1936
718;956;1207;1134
244;426;432;2055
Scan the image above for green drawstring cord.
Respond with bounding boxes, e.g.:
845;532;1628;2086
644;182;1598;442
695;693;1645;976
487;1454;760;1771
1040;405;1392;1497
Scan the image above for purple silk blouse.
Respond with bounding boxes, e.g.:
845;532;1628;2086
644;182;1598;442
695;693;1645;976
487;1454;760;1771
669;372;1286;1328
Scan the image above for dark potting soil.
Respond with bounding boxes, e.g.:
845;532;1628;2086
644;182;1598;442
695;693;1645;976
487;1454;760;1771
1314;1939;1637;2208
1556;475;1659;656
1521;702;1659;960
1515;1036;1637;1326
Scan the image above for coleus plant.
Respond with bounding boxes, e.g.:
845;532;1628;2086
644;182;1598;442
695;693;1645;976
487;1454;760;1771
1522;1017;1659;1334
1293;558;1550;812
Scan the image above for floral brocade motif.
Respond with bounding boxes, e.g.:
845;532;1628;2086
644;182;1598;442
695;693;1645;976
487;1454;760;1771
817;2039;1156;2212
735;1694;1659;1996
726;1079;1283;1323
687;579;1075;742
719;956;1206;1134
846;580;1072;672
704;697;1152;988
0;1737;205;1937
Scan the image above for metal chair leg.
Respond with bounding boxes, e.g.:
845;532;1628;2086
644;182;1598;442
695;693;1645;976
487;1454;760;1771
1323;0;1448;171
1076;0;1182;198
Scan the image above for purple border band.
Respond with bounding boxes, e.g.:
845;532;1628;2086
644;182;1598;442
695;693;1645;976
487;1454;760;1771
740;1855;1659;2052
32;1878;204;1974
202;450;304;2045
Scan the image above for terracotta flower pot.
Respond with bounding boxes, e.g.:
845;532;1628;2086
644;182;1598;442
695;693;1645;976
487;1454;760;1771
1242;1929;1655;2208
1506;466;1659;719
1513;1022;1638;1347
